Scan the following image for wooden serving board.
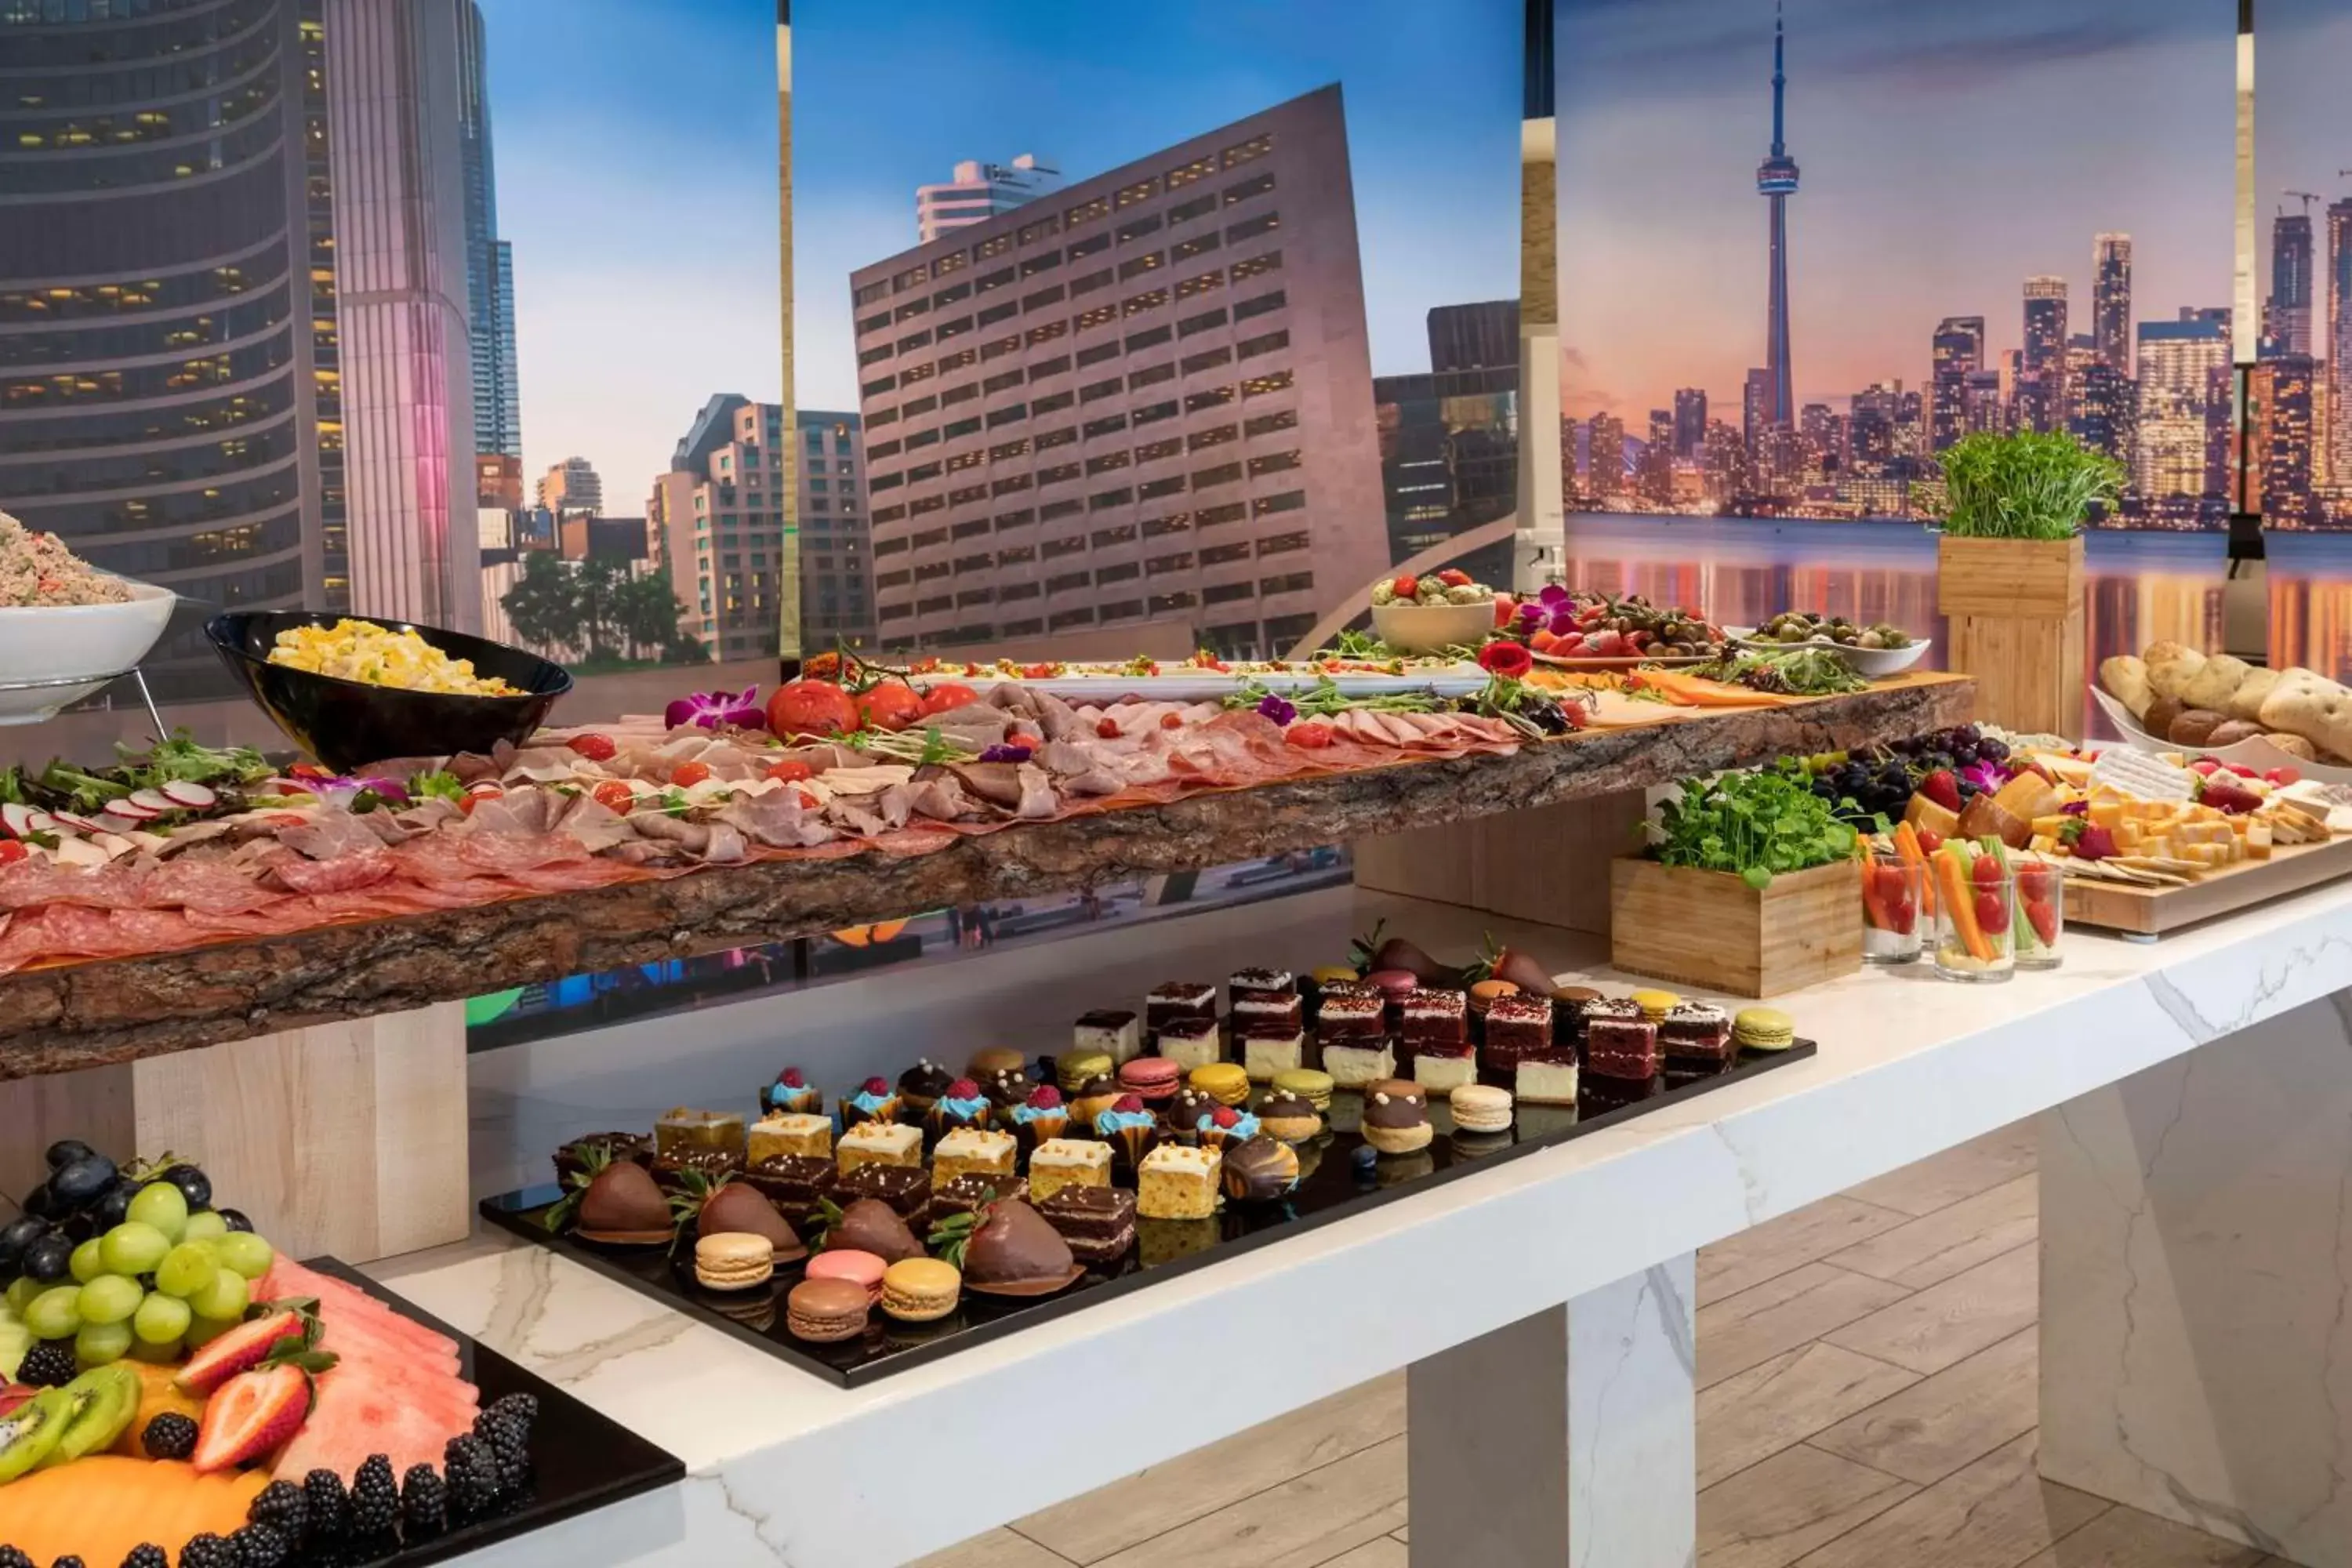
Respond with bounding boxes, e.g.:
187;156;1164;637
2062;833;2352;935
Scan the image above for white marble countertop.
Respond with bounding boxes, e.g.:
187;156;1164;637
374;876;2352;1566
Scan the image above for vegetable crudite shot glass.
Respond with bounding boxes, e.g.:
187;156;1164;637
2010;854;2063;970
1860;848;1923;965
1932;837;2017;983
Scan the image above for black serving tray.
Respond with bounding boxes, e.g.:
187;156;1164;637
481;1042;1814;1389
292;1258;684;1567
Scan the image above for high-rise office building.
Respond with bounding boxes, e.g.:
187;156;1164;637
1753;2;1799;431
850;86;1385;660
1426;301;1519;374
2253;355;2318;526
539;458;604;517
2134;313;2231;503
2329;198;2352;482
1672;388;1708;459
1372;304;1518;576
2267;208;2314;358
2070;359;2134;466
1929;316;1985;452
653;401;870;660
2092;234;2132;376
2021;276;2068;434
456;1;521;463
1585;412;1625;498
477;455;524;512
1963;370;2005;437
1639;410;1675;503
915;154;1062;245
0;0;483;694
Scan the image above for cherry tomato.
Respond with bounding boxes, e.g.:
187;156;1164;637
919;682;981;717
1159;712;1183;729
855;681;925;731
1285;721;1336;749
1096;717;1122;739
1436;568;1472;587
1022;662;1058;679
0;840;26;865
459;785;503;816
1969;854;2004;888
795;787;822;810
591;779;637;812
568;733;617;761
766;760;815;783
2016;862;2053;901
672;760;713;788
767;679;858;737
289;763;333;780
1391;574;1420;599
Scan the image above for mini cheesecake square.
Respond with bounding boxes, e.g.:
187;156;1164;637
1400;989;1468;1049
1323;1040;1396;1090
1027;1137;1113;1203
1316;992;1386;1045
1155;1016;1223;1072
1515;1053;1581;1106
1233;989;1305;1033
1241;1029;1306;1083
1075;1008;1144;1066
1413;1052;1479;1093
836;1120;924;1174
747;1112;832;1163
1585;1017;1661;1083
1136;1144;1221;1221
931;1127;1018;1189
1146;982;1218;1035
1229;967;1295;1002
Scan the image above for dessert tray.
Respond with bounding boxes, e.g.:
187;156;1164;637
480;1042;1813;1389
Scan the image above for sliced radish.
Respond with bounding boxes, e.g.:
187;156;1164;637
159;781;217;808
102;800;158;822
24;811;56;836
128;788;173;813
0;803;34;838
49;811;102;833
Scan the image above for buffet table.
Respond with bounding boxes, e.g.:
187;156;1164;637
365;873;2352;1568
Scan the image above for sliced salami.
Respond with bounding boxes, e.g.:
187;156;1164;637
269;845;396;895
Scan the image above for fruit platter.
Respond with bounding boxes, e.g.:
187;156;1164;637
481;941;1812;1388
0;1144;679;1568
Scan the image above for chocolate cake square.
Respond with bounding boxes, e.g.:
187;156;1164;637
1229;967;1295;1002
1584;1016;1661;1083
931;1173;1026;1221
1482;994;1555;1071
742;1154;832;1229
1659;1001;1735;1065
1399;989;1468;1050
1155;1015;1223;1071
1146;982;1218;1035
827;1161;931;1224
1233;989;1305;1033
1037;1184;1138;1263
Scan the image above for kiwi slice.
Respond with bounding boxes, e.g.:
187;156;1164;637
0;1385;69;1483
41;1363;140;1468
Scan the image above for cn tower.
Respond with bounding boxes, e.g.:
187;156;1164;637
1755;0;1800;426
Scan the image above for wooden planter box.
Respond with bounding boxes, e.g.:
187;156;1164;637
1609;856;1863;998
1936;534;2084;735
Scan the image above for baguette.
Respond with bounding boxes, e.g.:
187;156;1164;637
2259;675;2352;762
2181;653;2252;713
2098;655;2153;718
2229;666;2282;721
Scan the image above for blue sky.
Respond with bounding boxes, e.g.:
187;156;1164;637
481;0;1519;506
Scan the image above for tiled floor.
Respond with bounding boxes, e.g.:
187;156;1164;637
916;1120;2290;1568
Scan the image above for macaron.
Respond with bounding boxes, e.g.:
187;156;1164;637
1272;1067;1334;1111
880;1257;963;1323
693;1232;775;1293
1628;988;1681;1022
1732;1007;1796;1052
968;1046;1029;1080
1310;964;1361;985
1058;1051;1114;1093
1189;1062;1251;1107
1450;1083;1515;1134
1119;1056;1182;1104
1364;968;1420;996
786;1276;871;1342
1468;978;1520;1013
804;1247;888;1303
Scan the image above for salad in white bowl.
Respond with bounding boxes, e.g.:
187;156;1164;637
0;511;175;724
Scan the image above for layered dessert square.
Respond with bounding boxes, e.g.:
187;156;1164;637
747;1112;831;1164
931;1127;1018;1189
1659;1001;1735;1066
1037;1184;1138;1263
1233;989;1305;1034
931;1173;1025;1222
1028;1137;1113;1203
654;1107;745;1162
1412;1051;1479;1093
1399;989;1468;1051
1482;994;1555;1072
1136;1144;1221;1220
1322;1041;1396;1090
828;1161;931;1224
1155;1015;1223;1073
1229;966;1294;1002
1238;1020;1306;1082
1316;989;1385;1044
1146;982;1218;1036
742;1154;833;1230
1075;1008;1143;1067
1584;1002;1661;1083
836;1120;924;1174
1514;1052;1581;1106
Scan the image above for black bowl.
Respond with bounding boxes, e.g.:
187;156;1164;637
205;611;572;773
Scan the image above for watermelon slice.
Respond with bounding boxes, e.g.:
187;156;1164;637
260;1260;457;1360
270;1365;475;1482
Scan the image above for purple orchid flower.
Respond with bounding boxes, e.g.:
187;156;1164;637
1257;693;1298;726
978;741;1034;763
665;684;764;731
1538;584;1573;609
1515;601;1544;630
2060;799;2089;816
1958;758;2007;797
276;774;409;808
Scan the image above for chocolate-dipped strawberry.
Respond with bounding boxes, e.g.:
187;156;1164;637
953;1198;1083;1297
573;1160;674;1246
1351;919;1450;985
694;1177;808;1264
554;1131;649;1188
818;1196;924;1264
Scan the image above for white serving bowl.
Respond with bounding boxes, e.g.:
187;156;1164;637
1370;598;1497;655
0;580;176;724
1727;627;1929;679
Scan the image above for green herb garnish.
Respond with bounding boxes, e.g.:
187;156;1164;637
1651;766;1863;890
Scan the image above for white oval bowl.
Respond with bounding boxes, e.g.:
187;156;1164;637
0;580;176;724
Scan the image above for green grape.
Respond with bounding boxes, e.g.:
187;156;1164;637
132;1291;190;1345
99;1221;169;1278
128;1335;182;1365
153;1243;218;1301
24;1285;82;1341
180;1212;228;1243
68;1238;105;1285
125;1182;188;1243
211;1233;274;1283
187;1269;247;1323
76;1274;141;1327
183;1313;238;1351
4;1276;40;1317
74;1319;132;1367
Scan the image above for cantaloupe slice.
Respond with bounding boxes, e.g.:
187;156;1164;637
111;1363;209;1457
0;1455;265;1565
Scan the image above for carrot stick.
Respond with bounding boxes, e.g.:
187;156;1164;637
1935;847;1991;961
1893;820;1935;916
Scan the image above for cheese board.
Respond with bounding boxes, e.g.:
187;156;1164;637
2061;834;2352;935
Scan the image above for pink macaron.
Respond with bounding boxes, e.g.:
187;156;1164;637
805;1248;888;1303
1118;1056;1182;1103
1365;968;1421;996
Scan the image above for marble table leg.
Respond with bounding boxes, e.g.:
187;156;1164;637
1406;1254;1697;1567
2039;988;2352;1566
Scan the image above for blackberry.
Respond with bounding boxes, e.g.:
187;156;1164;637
140;1413;198;1461
16;1341;74;1388
348;1454;398;1536
224;1526;283;1568
245;1482;307;1545
301;1470;350;1539
399;1465;447;1536
175;1537;234;1568
485;1392;539;1434
0;1548;31;1568
443;1433;502;1514
473;1407;532;1490
119;1552;169;1568
53;1558;87;1568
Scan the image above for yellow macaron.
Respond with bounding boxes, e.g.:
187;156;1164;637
1189;1062;1252;1106
1058;1051;1113;1092
1310;965;1361;985
1272;1067;1335;1110
1732;1007;1796;1051
880;1257;963;1322
1628;988;1681;1022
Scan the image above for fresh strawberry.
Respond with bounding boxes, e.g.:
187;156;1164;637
191;1361;316;1474
567;733;617;761
2072;824;2118;861
1436;568;1472;587
777;1067;808;1090
1025;1084;1063;1109
1974;889;2010;936
175;1309;310;1396
2224;762;2258;778
2268;766;2301;786
1918;770;1962;813
1969;852;2004;887
2189;758;2222;776
1390;574;1420;600
2026;898;2060;949
860;1076;888;1095
2200;781;2260;814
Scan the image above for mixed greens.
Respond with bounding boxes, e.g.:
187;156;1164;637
0;731;274;817
1651;764;1870;890
1690;646;1869;697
